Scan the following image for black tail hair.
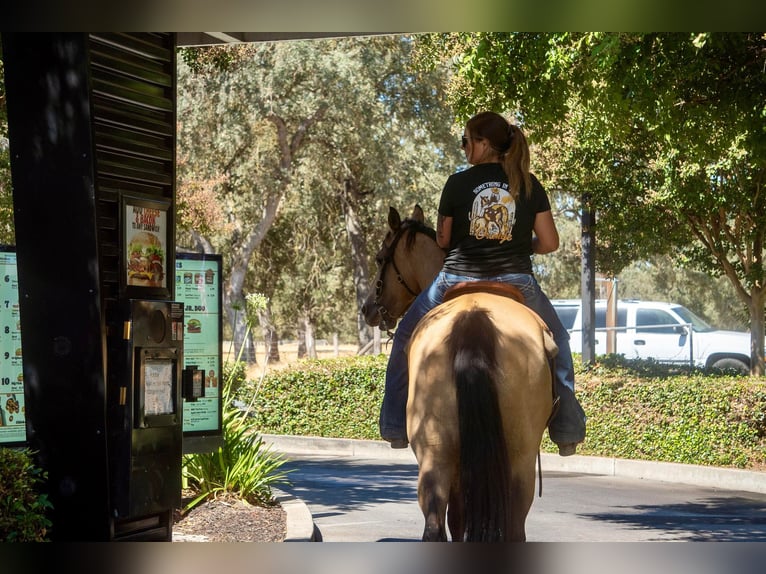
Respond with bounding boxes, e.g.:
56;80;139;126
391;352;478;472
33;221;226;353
449;308;511;542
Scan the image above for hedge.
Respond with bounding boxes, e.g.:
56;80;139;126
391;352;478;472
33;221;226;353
237;354;766;471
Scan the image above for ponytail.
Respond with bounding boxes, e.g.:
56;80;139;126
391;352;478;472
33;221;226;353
502;124;532;201
465;112;533;200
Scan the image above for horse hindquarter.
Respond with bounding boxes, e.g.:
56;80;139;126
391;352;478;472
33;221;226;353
407;295;553;542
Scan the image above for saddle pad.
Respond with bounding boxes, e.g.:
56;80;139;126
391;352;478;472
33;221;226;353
443;281;525;304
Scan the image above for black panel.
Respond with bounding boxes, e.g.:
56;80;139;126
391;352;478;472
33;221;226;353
2;31;179;542
89;33;176;308
2;33;111;542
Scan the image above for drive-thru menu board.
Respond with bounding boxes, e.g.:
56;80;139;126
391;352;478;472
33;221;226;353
175;253;222;435
0;248;26;445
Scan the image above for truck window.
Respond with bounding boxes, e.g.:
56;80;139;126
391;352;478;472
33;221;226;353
555;306;579;330
596;308;627;330
636;309;679;334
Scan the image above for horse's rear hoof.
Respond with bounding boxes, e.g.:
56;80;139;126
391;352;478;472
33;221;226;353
422;525;447;542
557;442;578;456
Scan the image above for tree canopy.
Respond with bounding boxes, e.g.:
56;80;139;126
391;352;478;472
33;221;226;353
177;36;460;357
414;32;766;372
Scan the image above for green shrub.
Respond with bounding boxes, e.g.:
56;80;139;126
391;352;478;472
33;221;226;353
182;368;292;511
223;360;248;397
0;448;53;542
240;354;387;440
239;353;766;471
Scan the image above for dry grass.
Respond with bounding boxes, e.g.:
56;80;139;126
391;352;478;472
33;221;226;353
224;340;388;380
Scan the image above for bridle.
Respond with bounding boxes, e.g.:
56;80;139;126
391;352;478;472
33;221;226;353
372;219;436;327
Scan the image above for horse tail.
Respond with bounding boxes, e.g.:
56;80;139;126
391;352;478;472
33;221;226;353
449;308;511;542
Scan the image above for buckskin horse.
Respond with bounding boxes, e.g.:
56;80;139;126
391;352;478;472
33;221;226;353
362;205;557;542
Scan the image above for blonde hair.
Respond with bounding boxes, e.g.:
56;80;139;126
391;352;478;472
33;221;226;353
465;112;532;200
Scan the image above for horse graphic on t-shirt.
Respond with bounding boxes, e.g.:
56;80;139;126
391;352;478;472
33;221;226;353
470;190;514;242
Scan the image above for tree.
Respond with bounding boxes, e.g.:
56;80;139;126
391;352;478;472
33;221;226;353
0;41;14;245
177;42;333;363
177;36;460;359
291;35;458;350
415;33;766;374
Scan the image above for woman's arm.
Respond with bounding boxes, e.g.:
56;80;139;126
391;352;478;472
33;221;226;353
532;210;559;254
437;214;452;249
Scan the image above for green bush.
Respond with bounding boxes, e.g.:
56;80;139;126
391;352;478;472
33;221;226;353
239;353;766;471
549;355;766;469
0;448;53;542
223;360;248;397
182;368;292;511
240;354;387;439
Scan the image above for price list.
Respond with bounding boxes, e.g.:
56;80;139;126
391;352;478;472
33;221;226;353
175;256;221;433
0;250;26;444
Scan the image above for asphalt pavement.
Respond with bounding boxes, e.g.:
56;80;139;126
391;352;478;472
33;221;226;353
265;434;766;543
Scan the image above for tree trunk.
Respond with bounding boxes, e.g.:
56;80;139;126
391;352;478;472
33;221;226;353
340;178;374;352
257;306;281;363
749;286;765;376
231;308;256;364
303;313;317;359
297;320;307;359
225;264;257;365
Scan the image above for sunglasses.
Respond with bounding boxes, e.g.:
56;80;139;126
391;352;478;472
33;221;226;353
461;135;482;148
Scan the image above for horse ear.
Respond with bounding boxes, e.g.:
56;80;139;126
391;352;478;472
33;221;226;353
388;207;401;231
411;204;425;223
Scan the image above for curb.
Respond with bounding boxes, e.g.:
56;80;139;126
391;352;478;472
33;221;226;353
264;434;766;495
273;487;317;542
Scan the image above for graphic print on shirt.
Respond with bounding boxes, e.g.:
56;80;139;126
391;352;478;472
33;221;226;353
469;184;516;243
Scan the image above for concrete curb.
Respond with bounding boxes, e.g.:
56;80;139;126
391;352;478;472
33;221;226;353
273;487;317;542
264;434;766;495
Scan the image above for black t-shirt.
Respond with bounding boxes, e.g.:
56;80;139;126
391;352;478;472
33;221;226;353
438;163;551;276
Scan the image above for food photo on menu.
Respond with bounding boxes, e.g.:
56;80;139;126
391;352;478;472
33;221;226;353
127;231;165;288
125;203;168;289
186;318;202;334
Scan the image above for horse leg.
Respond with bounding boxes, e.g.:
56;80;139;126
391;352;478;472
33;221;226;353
418;469;450;542
508;455;538;542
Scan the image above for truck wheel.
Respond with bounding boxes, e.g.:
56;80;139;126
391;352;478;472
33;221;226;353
710;357;749;374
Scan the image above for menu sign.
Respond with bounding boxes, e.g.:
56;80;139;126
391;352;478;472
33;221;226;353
175;254;222;434
0;248;27;445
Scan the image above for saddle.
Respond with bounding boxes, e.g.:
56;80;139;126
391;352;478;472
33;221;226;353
442;280;525;304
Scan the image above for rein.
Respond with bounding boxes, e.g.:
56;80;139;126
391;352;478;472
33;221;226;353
373;220;436;325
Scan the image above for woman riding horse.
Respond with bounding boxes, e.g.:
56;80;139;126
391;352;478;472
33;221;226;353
364;205;560;541
368;112;586;457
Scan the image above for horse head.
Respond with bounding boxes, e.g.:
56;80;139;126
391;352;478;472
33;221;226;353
362;204;443;330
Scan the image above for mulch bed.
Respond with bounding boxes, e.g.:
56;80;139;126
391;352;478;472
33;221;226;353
173;492;286;542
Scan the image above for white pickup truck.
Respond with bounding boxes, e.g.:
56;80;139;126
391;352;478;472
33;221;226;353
551;299;754;373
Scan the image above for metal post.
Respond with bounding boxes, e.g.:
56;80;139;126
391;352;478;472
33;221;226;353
581;193;596;364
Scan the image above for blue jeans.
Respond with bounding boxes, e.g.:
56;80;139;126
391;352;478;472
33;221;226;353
379;272;586;445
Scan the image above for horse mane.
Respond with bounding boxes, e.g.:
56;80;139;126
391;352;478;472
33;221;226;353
401;218;437;250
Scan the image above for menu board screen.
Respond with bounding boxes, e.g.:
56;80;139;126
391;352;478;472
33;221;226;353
0;247;27;445
175;253;222;434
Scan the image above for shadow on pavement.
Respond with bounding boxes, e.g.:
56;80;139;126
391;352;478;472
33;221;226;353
281;458;419;512
580;496;766;542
